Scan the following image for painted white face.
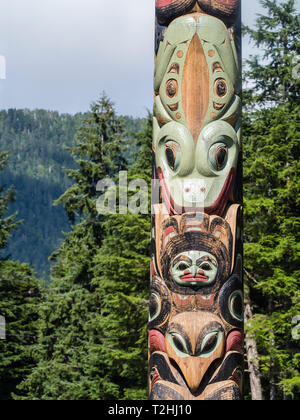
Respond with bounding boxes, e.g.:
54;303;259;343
171;250;218;288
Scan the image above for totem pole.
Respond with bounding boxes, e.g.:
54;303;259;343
149;0;243;400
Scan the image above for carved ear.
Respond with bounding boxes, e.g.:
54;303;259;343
224;204;242;273
180;212;209;234
197;0;239;23
210;216;233;260
161;218;180;251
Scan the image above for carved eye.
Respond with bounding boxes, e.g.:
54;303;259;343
212;62;224;73
229;291;244;322
214;78;228;97
216;145;228;169
166;79;178;98
169;332;189;356
201;263;212;271
198;331;222;357
201;332;219;354
149;292;161;322
168;63;180;74
165;140;181;172
177;263;189;271
209;143;228;171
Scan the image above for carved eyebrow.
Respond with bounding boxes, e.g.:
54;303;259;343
172;256;192;267
196;256;218;267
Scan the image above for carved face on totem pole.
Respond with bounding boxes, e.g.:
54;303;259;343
166;312;225;392
159;212;232;294
150;0;243;401
171;250;218;288
153;13;241;215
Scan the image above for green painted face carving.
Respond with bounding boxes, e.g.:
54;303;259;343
153;14;241;215
155;119;239;213
171;250;218;287
154;14;241;132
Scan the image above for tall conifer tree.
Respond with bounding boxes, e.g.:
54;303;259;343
0;152;40;400
243;0;300;400
17;95;129;400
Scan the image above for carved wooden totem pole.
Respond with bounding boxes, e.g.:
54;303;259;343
149;0;243;400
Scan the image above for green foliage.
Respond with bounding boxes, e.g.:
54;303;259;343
91;114;152;400
1;1;299;401
0;152;19;252
0;109;82;278
244;0;300;105
0;153;40;400
0;261;40;400
0;109;145;279
16;96;150;400
244;0;300;400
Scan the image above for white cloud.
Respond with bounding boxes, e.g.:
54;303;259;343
0;0;298;116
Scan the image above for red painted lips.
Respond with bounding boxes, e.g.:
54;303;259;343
180;274;210;283
157;166;236;217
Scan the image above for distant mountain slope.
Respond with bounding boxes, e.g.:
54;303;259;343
0;109;82;278
0;109;145;279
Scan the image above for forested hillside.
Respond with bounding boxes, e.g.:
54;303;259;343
0;0;298;401
0;109;144;279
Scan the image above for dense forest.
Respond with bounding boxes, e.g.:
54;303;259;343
0;0;299;401
0;109;145;278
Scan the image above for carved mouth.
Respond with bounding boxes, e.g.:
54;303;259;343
180;274;210;282
157;167;236;216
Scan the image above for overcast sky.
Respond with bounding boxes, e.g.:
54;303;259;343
0;0;299;117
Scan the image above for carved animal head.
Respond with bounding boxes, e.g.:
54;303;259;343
166;312;225;392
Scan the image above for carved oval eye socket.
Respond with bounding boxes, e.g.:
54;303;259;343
214;78;228;98
199;330;222;357
169;332;189;356
209;143;228;171
177;263;189;271
166;79;178;98
200;262;212;271
165;140;181;172
149;292;161;322
229;291;244;322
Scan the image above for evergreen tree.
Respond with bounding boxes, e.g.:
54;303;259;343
0;109;82;278
0;152;40;400
0;152;18;250
244;0;300;105
17;95;129;400
243;0;300;400
91;114;152;400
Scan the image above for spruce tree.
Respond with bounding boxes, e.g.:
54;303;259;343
243;0;300;400
17;95;129;400
0;152;40;400
91;114;152;400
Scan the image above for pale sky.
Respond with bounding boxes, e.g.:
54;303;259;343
0;0;299;117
